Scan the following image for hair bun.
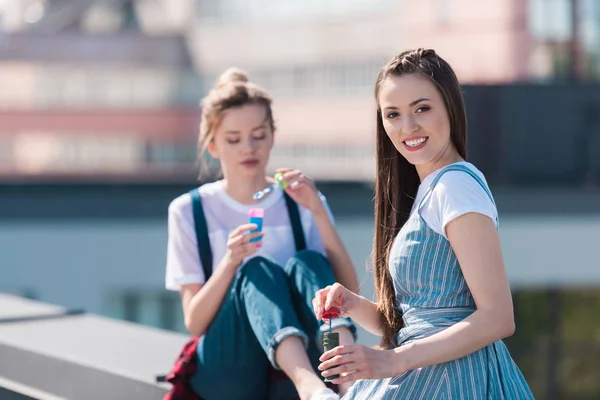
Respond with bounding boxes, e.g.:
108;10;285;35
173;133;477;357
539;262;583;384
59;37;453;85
216;67;249;88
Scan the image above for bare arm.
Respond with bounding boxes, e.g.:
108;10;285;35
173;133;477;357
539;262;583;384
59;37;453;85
179;224;262;336
277;167;360;294
346;295;386;336
313;207;360;294
392;212;515;373
180;258;238;336
316;283;385;336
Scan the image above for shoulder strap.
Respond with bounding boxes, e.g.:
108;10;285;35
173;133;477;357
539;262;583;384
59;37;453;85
189;188;213;281
419;164;495;207
189;188;305;278
283;192;307;252
418;164;498;225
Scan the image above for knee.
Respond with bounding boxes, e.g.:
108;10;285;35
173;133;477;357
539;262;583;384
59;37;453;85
295;249;329;264
240;255;279;276
237;256;289;288
285;249;331;274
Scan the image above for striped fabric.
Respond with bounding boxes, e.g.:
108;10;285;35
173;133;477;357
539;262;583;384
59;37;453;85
343;165;533;399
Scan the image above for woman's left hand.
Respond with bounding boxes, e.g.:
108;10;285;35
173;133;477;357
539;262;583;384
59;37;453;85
318;344;400;384
276;168;324;213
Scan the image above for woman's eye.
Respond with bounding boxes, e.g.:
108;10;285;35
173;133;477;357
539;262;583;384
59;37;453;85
416;106;430;113
386;112;400;119
253;135;266;141
227;139;240;144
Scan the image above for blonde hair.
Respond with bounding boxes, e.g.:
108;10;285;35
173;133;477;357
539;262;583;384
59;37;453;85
198;67;275;179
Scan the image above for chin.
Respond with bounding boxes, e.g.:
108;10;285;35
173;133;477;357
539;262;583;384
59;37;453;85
399;153;427;166
394;146;424;165
238;164;266;177
239;167;261;175
397;146;438;165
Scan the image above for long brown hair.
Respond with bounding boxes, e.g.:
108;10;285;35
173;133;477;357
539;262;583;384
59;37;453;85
372;48;468;347
197;67;275;179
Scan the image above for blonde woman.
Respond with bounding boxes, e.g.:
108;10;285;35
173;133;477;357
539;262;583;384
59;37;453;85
165;69;358;400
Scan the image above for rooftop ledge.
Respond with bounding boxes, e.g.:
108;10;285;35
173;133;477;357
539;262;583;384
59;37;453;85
0;294;189;400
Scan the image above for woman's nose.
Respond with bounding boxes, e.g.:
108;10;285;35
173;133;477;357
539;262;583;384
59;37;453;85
402;116;419;134
242;139;259;153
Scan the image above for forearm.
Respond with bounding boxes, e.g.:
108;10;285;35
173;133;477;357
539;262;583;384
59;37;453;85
348;295;386;336
393;309;515;374
313;208;360;294
184;260;237;336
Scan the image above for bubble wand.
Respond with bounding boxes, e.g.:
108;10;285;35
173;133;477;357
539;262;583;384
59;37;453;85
253;172;287;200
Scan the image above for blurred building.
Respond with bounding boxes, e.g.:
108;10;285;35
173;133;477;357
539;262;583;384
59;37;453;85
191;0;600;85
1;0;599;182
188;0;600;181
0;0;201;181
0;2;599;399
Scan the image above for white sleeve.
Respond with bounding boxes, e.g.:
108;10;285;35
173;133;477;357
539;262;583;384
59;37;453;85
419;171;498;239
306;192;335;256
165;196;205;291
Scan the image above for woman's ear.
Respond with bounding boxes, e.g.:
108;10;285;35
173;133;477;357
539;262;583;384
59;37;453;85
206;140;219;159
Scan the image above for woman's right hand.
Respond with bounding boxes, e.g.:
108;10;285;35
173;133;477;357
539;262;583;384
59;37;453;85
223;223;263;269
313;283;359;322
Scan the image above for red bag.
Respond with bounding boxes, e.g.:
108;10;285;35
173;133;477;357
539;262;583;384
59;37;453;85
161;337;202;400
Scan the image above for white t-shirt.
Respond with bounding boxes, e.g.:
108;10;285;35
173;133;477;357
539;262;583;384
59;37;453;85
165;181;333;291
411;162;498;239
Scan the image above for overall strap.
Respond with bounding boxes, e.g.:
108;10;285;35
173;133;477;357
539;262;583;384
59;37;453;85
418;164;498;225
283;192;307;252
189;188;213;281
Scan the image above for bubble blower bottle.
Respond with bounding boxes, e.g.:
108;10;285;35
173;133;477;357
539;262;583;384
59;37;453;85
321;307;341;382
253;172;287;200
248;208;264;245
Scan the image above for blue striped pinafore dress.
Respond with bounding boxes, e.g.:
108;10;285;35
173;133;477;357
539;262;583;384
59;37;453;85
343;164;534;399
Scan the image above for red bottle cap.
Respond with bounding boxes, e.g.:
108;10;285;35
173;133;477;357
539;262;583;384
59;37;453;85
321;307;340;319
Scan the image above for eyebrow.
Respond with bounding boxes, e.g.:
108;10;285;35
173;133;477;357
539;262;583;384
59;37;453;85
225;119;268;134
383;97;431;111
410;97;430;106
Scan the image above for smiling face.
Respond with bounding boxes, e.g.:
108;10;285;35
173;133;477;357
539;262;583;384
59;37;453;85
207;103;274;179
371;48;468;349
377;73;459;177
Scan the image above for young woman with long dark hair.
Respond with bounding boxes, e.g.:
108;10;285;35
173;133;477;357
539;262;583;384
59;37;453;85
313;49;533;399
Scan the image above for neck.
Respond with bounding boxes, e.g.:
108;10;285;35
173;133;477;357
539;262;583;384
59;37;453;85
220;171;271;205
415;145;463;182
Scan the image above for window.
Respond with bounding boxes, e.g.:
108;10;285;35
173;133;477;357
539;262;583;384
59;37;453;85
436;0;452;27
581;0;600;79
145;142;197;167
529;0;572;41
243;59;384;98
0;138;11;167
196;0;395;23
529;0;600;80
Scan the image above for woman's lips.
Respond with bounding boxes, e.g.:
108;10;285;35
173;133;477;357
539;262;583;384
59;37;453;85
403;137;428;151
241;159;259;167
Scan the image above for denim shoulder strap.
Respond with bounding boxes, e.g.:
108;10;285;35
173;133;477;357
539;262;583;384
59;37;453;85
189;188;213;281
283;192;307;252
418;164;498;225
